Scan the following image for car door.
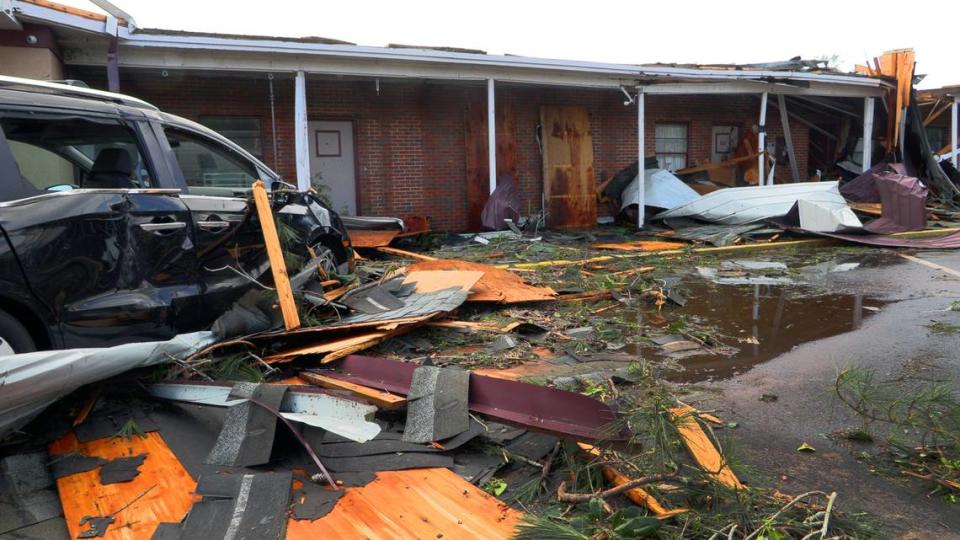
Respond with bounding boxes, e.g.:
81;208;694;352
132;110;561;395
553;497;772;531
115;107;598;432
0;112;199;347
153;122;268;322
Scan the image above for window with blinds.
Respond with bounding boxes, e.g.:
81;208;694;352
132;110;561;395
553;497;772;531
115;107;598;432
655;123;688;171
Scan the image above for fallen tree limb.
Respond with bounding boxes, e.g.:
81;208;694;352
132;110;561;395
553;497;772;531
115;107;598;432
556;473;678;502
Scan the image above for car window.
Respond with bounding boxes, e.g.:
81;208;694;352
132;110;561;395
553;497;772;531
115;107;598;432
164;128;258;197
7;140;77;190
0;116;153;198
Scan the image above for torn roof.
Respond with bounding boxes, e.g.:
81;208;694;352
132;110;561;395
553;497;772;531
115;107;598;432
10;0;887;94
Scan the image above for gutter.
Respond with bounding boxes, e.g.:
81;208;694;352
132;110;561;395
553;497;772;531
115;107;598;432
118;32;885;88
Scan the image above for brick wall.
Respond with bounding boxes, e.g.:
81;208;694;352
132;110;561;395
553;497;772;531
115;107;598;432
68;67;812;231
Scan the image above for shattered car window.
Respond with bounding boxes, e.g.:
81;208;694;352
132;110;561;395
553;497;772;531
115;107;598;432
0;116;153;197
164;128;258;197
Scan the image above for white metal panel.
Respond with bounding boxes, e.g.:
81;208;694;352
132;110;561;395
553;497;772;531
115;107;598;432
654;181;848;225
620;169;701;212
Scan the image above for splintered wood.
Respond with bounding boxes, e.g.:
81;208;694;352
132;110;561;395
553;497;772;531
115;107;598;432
252;180;301;331
285;468;521;539
591;240;687;251
669;405;744;490
577;442;687;518
404;259;556;303
298;371;407;410
49;432;197;540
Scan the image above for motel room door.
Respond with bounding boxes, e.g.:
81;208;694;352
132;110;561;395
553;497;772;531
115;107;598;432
308;120;356;215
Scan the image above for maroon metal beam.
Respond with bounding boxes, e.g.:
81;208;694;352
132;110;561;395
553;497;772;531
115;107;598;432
321;355;623;441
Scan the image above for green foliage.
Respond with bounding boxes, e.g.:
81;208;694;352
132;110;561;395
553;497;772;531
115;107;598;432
836;366;959;502
114;418;146;440
515;502;660;540
482;478;507;496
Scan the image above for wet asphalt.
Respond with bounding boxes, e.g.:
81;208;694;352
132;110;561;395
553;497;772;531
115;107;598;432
683;248;960;538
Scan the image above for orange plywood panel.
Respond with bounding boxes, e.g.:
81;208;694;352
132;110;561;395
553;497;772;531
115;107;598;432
405;260;556;303
348;229;400;248
286;468;520;540
48;432;197;540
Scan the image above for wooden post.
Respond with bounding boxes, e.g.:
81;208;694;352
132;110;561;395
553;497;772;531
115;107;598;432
252;180;301;331
952;96;958;169
636;87;645;228
776;94;800;182
863;97;875;171
487;78;496;194
758;92;768;185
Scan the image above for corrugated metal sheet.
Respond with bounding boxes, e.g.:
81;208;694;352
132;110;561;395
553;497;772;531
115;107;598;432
655;181;849;225
620;168;702;211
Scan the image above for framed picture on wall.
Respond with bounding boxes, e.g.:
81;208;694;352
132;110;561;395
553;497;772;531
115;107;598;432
314;130;342;157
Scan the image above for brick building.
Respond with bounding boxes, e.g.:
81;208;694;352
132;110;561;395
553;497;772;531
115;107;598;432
2;0;897;231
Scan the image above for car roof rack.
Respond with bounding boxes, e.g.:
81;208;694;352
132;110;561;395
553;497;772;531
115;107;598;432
0;75;158;111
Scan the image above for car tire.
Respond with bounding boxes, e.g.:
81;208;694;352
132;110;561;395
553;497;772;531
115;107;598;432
0;309;36;355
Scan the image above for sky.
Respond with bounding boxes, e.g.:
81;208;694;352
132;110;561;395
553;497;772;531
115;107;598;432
68;0;956;89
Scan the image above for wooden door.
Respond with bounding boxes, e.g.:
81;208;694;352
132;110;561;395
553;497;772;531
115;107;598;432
464;102;517;230
540;106;596;228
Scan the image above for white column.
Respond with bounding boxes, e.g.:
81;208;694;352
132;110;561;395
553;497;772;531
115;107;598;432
863;97;875;171
952;96;958;169
487;78;497;194
758;92;768;185
294;71;311;191
636;88;645;228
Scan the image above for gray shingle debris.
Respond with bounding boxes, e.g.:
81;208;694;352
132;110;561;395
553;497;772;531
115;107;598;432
205;383;289;467
99;454;146;484
155;472;292;540
49;452;105;479
0;453;65;537
402;366;470;443
291;481;344;520
78;516;115;538
334;286;469;325
341;285;406;314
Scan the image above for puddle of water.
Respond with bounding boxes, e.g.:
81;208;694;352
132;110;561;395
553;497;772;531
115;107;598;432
621;281;887;382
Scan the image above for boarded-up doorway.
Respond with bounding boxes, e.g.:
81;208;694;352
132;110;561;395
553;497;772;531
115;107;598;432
464;102;517;230
540;106;596;228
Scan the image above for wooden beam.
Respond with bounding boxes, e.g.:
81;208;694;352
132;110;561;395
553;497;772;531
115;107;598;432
376;246;439;261
789;95;860;117
777;94;801;182
252;180;301;331
767;98;837;141
298;371;408;410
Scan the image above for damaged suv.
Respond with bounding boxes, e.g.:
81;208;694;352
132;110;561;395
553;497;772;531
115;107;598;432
0;76;352;353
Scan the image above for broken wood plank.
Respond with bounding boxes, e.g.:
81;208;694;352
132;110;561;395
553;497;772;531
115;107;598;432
285;468;521;539
377;246;439;261
577;443;686;518
49;432;197;540
501;228;960;271
252;180;301;331
669;405;744;490
426;320;523;333
299;371;407;410
777;94;801;182
591;240;687;252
